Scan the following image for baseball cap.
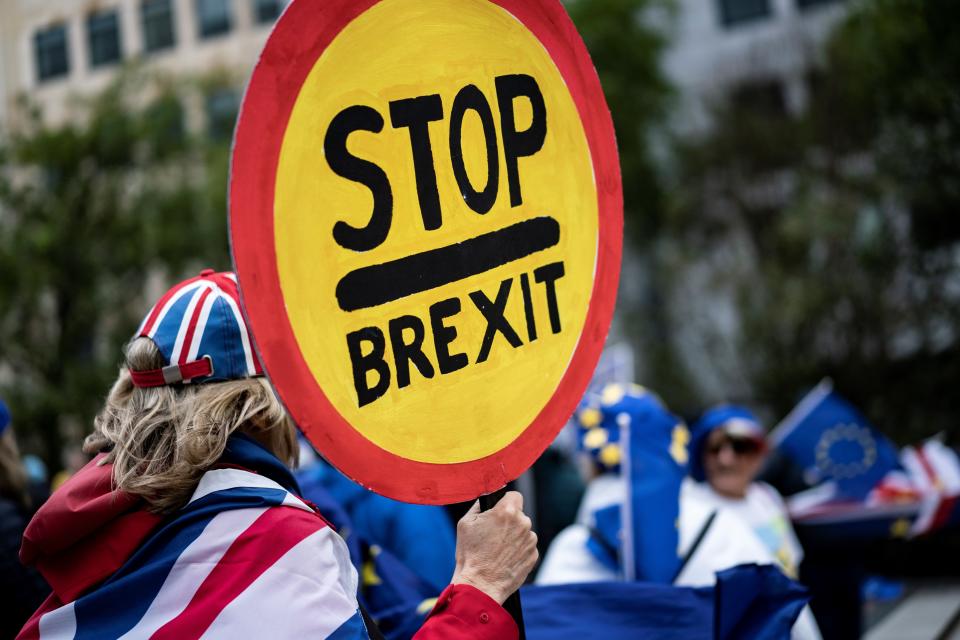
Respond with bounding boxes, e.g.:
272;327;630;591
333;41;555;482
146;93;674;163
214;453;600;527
689;404;766;481
130;269;263;387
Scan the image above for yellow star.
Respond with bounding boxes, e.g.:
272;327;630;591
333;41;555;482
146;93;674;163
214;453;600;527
890;518;911;539
582;428;609;450
599;444;621;467
362;545;383;586
578;407;602;428
670;423;691;465
417;598;439;615
602;384;625;406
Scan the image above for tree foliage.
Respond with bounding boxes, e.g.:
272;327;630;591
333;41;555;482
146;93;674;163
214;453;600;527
664;0;960;440
0;70;233;467
566;0;694;399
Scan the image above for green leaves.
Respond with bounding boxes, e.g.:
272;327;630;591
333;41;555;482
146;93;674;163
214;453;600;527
667;0;960;440
0;70;232;466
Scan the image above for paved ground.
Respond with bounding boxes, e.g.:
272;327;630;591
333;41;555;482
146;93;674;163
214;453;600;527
865;584;960;640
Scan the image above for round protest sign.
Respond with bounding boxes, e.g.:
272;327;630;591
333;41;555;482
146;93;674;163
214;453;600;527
230;0;622;504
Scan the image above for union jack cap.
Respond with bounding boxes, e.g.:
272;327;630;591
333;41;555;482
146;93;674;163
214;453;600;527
130;269;264;387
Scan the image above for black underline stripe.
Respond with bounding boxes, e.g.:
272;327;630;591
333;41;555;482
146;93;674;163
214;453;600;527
335;215;561;312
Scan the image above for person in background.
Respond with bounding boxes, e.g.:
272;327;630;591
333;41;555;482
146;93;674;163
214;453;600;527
536;385;768;586
0;399;51;638
17;270;537;639
21;453;51;515
687;405;804;578
687;404;820;639
297;443;457;594
536;386;820;640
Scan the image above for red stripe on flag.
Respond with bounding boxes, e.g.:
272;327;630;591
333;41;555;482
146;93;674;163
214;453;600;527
139;276;201;338
931;495;958;533
916;447;939;489
150;507;324;639
179;287;213;365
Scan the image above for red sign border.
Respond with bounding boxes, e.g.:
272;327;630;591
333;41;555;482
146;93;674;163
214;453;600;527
230;0;623;504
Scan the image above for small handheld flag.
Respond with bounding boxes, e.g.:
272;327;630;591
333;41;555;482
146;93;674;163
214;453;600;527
769;379;901;499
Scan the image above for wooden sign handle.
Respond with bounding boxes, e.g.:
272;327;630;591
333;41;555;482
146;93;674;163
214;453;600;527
479;488;527;640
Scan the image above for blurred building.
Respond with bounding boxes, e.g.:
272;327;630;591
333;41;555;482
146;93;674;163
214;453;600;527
0;0;288;133
624;0;854;405
664;0;849;132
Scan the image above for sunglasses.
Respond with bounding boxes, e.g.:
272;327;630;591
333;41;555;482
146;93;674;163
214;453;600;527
706;436;764;457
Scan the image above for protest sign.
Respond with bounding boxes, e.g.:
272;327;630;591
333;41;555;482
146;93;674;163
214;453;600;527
230;0;621;504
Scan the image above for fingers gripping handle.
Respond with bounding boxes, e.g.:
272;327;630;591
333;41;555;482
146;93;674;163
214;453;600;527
479;488;527;640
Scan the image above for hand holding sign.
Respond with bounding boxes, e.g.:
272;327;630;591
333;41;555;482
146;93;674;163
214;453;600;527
452;492;538;605
230;0;621;504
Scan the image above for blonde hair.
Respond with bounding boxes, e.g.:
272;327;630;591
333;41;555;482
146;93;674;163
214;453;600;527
84;338;297;514
0;429;30;511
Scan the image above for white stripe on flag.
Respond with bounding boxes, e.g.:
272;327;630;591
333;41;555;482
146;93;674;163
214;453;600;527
185;290;218;365
901;447;933;493
117;508;268;640
217;291;257;376
204;528;359;638
146;281;206;339
925;441;960;493
768;377;834;447
169;284;212;365
189;468;311;513
38;601;76;640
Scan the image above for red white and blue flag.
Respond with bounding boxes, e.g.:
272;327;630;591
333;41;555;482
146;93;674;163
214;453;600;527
18;437;368;639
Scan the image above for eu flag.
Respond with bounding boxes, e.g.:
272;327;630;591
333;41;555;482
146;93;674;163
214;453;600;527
522;563;808;640
769;379;901;499
617;388;691;582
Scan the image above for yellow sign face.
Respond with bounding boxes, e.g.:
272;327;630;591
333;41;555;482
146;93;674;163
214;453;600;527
273;0;598;464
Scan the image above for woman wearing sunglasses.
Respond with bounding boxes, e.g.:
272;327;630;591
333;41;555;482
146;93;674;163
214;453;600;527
687;405;804;579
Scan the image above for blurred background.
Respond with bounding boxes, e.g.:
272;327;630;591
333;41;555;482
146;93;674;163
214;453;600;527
0;0;958;635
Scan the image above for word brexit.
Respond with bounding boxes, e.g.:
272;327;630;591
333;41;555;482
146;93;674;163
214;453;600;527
348;263;565;407
325;73;568;408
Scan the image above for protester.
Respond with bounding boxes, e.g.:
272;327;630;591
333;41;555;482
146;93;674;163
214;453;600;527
536;385;820;639
536;385;769;585
17;270;537;639
687;404;821;639
0;399;51;638
688;405;804;578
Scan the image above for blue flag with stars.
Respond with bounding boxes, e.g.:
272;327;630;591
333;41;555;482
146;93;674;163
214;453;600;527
574;384;691;582
770;379;901;499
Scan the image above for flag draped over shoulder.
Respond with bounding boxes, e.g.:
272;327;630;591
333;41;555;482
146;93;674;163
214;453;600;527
522;564;808;640
17;436;369;640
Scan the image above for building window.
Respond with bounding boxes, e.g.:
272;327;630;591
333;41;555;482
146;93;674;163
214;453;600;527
253;0;284;24
797;0;843;9
717;0;771;27
34;25;70;82
87;10;122;68
142;0;176;53
206;87;239;141
196;0;232;39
